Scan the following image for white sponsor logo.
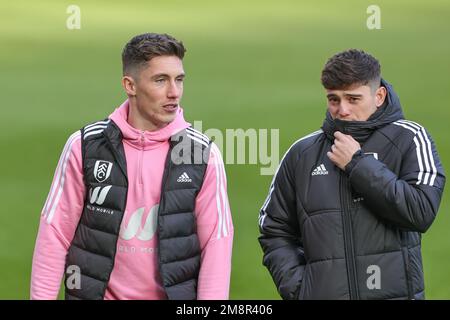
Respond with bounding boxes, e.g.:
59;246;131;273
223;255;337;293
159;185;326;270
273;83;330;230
94;160;113;183
87;204;114;215
177;172;192;183
120;205;159;241
89;185;112;205
311;164;329;176
118;246;158;254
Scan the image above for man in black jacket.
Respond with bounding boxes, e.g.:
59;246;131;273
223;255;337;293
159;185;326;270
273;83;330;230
258;49;445;300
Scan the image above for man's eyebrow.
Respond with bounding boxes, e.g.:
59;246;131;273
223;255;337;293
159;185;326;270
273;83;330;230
343;93;363;98
326;93;339;98
151;73;185;79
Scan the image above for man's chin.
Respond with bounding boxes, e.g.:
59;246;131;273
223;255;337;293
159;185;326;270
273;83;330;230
157;114;177;126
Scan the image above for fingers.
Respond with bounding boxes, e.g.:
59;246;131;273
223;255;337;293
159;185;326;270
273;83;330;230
326;151;335;162
334;131;360;149
329;132;361;171
333;138;344;149
334;131;351;142
333;131;344;139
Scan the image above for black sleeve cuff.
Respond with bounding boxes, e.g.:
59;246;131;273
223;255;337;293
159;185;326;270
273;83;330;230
344;149;365;176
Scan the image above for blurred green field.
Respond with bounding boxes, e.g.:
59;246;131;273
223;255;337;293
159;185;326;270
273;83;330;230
1;0;449;299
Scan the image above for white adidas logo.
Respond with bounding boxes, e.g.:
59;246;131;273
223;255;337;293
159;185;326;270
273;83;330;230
311;164;329;176
177;172;192;183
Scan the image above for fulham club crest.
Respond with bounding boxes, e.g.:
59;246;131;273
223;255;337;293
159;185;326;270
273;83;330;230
94;160;113;183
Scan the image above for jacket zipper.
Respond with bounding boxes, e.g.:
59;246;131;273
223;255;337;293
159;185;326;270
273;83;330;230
399;231;415;299
139;131;144;185
340;173;359;299
101;132;129;298
156;148;173;298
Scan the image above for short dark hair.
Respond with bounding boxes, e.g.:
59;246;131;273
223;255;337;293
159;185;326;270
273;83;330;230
321;49;381;91
122;33;186;76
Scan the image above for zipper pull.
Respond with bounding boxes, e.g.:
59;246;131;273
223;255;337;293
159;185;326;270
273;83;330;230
140;131;145;148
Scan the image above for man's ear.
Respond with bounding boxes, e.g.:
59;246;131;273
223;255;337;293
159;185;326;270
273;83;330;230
122;75;137;97
375;86;387;108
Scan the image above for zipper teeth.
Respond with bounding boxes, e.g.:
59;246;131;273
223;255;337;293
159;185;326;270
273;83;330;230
341;174;359;299
157;149;172;296
399;231;414;299
341;195;354;298
139;131;144;185
346;208;359;299
101;132;128;298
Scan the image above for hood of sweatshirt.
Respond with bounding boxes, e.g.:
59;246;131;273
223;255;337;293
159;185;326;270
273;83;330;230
109;99;191;150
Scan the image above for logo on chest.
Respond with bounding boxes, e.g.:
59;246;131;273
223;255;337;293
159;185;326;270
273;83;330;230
89;185;112;205
177;172;192;183
311;164;329;176
120;205;159;241
94;160;113;183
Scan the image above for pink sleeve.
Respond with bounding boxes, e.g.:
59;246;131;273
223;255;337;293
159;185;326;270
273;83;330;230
30;131;85;300
195;143;234;300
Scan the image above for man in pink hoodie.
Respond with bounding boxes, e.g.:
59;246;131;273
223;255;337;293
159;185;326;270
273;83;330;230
31;33;233;300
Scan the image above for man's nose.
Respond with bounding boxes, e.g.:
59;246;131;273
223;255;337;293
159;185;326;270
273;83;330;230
167;80;181;99
338;102;351;117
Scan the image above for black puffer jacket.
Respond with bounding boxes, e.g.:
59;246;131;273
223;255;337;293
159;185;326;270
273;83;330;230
258;80;445;300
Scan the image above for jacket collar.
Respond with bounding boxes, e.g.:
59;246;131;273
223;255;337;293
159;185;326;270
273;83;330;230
321;79;404;144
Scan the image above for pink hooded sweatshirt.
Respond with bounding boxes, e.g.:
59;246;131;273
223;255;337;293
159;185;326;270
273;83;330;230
31;100;233;300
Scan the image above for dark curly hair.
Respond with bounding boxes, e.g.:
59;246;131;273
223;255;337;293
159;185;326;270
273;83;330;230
321;49;381;92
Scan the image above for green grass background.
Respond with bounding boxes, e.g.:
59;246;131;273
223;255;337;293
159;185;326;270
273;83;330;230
0;0;449;299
